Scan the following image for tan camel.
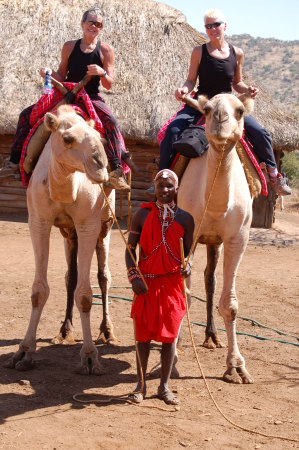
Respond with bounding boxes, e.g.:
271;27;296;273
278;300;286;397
6;105;116;374
178;93;257;384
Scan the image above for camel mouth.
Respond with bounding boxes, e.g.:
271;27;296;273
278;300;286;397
85;163;109;184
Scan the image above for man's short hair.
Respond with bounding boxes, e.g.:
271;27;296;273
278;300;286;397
82;7;104;23
203;8;226;23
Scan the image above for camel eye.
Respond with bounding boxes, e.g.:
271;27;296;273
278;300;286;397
236;106;245;117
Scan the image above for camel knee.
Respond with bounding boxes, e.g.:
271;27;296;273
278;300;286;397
75;290;92;313
31;282;49;308
219;296;238;321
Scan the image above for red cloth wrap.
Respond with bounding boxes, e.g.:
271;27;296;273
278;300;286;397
131;202;186;343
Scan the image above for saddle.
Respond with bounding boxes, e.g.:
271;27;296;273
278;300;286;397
171;135;267;198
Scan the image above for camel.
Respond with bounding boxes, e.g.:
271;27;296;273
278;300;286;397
6;105;116;374
178;92;258;384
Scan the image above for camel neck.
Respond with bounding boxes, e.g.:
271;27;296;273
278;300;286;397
205;142;236;213
49;159;78;203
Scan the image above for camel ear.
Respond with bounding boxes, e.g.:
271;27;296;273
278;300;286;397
238;93;254;115
197;95;210;114
44;112;59;132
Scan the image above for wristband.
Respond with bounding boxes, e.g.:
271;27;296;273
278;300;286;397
101;70;107;77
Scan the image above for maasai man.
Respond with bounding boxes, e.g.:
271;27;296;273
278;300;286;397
125;169;194;405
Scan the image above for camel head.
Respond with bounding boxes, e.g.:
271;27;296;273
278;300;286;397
44;105;108;184
197;93;254;147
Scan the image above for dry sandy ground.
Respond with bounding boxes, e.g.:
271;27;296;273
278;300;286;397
0;199;298;450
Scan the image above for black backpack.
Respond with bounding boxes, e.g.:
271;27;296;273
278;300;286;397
173;124;209;158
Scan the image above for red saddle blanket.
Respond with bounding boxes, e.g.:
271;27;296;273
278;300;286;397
157;106;268;197
20;82;132;187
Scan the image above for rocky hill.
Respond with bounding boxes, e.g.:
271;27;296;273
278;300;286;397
227;34;299;115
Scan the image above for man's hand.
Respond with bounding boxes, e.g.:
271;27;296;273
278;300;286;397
131;278;147;295
181;261;192;278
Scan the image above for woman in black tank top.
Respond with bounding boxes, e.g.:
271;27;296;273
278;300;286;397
2;7;137;191
158;8;290;196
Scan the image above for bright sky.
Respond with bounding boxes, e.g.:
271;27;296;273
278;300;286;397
154;0;299;41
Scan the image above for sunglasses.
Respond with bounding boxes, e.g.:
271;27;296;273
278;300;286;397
205;21;224;30
85;20;102;28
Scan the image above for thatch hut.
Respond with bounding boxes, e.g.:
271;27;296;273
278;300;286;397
0;0;298;226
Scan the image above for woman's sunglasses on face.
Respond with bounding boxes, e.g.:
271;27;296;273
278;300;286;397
205;22;224;30
85;20;102;28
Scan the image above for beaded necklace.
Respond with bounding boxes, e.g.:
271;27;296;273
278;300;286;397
140;201;181;264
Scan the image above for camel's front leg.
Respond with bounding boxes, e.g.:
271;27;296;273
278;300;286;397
52;228;77;345
75;224;103;375
5;217;51;370
95;216;117;345
218;235;253;384
203;244;225;349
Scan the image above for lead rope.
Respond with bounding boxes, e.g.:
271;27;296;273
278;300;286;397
180;238;298;443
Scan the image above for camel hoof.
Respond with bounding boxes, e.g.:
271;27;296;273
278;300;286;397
52;329;76;345
203;337;216;349
91;363;105;376
95;333;107;344
223;367;254;384
15;359;35;371
95;331;118;346
76;364;90;375
203;335;225;349
4;357;16;369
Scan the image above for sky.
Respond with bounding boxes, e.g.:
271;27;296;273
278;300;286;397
154;0;299;41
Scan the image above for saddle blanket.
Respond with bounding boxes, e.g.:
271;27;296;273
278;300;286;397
157;106;268;197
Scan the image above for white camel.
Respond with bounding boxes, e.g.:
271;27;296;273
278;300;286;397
6;105;116;374
178;92;259;384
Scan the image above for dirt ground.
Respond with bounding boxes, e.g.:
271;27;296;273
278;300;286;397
0;196;298;450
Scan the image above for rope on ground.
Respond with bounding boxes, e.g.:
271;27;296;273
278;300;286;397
72;393;179;412
92;289;299;346
191;321;299;348
180;238;299;444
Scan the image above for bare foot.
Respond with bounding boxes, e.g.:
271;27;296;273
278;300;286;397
157;388;179;405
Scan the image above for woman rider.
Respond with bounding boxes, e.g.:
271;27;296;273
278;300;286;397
0;7;134;191
157;8;291;196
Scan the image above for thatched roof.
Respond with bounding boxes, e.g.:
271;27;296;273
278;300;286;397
0;0;298;151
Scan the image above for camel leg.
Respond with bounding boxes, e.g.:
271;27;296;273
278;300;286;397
52;228;78;345
203;244;225;349
5;218;51;370
95;217;117;345
75;223;103;375
219;235;253;384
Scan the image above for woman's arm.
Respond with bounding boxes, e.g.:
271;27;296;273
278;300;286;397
40;40;76;81
175;45;202;101
87;41;114;90
232;46;259;98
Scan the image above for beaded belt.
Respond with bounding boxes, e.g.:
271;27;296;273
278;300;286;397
143;269;180;279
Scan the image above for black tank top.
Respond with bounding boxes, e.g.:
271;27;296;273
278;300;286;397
65;39;103;96
196;43;237;99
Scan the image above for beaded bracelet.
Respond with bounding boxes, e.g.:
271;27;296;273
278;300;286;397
127;266;140;283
